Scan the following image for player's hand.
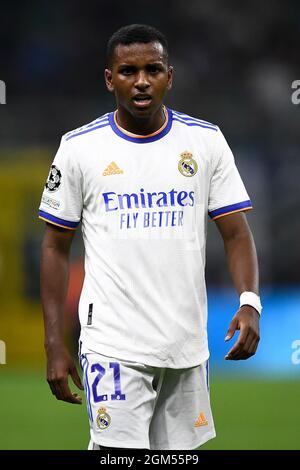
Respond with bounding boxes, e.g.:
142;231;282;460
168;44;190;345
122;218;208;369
46;343;84;404
224;305;260;360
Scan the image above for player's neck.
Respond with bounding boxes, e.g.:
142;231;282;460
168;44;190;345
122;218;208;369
115;106;166;136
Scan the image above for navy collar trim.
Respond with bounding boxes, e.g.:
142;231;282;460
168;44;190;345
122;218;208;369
109;107;173;143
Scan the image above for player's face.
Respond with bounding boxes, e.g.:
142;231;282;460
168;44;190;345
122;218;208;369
105;42;173;121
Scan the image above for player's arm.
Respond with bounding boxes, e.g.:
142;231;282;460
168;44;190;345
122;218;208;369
215;211;260;360
40;222;83;404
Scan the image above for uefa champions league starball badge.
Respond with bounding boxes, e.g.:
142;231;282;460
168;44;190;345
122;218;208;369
178;151;198;177
45;165;62;192
96;407;111;430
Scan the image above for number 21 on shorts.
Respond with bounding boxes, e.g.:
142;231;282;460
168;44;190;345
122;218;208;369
90;361;126;403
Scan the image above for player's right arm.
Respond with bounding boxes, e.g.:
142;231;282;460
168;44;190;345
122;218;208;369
40;222;84;404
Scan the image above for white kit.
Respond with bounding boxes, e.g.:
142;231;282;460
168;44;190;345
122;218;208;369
39;108;252;368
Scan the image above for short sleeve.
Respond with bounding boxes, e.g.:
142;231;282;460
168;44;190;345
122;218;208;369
38;137;82;230
208;128;252;220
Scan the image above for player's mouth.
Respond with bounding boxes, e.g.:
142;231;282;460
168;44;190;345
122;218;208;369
132;94;152;108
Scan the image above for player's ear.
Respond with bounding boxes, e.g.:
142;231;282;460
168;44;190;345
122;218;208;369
104;69;114;92
167;66;173;91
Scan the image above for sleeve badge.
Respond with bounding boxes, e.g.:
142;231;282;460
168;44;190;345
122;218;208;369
45;165;62;192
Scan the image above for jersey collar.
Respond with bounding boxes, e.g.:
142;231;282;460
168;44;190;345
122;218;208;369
109;107;173;143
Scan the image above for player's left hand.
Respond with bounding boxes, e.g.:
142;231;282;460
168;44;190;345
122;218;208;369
224;305;260;360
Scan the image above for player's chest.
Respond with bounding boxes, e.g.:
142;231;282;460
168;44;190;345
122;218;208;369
81;143;211;197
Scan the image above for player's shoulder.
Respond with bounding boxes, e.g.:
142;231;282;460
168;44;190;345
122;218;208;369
171;109;219;133
62;112;110;142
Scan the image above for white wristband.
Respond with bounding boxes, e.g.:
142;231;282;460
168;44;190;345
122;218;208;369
239;291;262;315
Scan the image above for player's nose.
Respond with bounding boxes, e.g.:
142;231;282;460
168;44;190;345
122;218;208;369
134;71;150;90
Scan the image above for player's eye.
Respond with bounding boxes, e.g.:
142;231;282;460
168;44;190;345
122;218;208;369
119;66;135;75
147;65;162;74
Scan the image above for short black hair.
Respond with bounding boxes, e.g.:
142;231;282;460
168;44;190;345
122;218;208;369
106;24;168;67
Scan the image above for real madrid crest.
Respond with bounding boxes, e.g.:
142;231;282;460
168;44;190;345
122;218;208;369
96;407;111;431
45;165;62;192
178;151;198;177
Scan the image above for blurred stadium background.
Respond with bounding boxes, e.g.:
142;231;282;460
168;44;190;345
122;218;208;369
0;0;299;450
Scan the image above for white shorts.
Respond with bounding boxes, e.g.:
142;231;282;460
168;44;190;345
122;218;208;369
80;352;216;450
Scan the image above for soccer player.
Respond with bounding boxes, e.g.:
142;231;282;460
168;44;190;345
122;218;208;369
39;24;261;450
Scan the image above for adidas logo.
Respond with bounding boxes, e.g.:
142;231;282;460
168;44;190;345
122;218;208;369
103;161;124;176
194;412;208;427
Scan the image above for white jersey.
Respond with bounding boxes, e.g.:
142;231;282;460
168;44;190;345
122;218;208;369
39;108;252;368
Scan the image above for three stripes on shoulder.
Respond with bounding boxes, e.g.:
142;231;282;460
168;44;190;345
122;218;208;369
63;110;218;143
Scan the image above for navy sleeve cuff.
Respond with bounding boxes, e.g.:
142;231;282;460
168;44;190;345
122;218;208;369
209;200;253;220
38;210;80;230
